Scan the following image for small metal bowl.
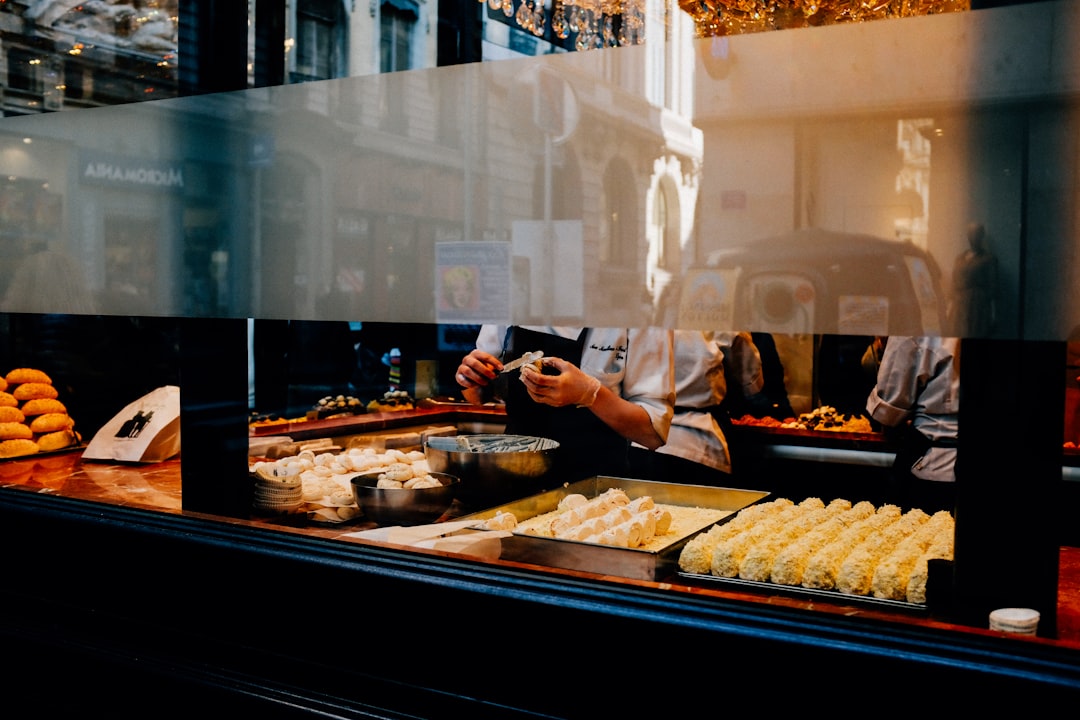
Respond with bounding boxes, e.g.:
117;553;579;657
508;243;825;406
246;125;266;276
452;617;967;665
350;471;459;526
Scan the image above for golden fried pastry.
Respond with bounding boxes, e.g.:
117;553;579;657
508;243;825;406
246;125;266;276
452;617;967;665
19;398;67;416
36;429;78;452
29;412;73;434
5;368;52;385
0;406;25;423
0;376;6;392
0;391;16;408
0;438;39;458
0;422;33;440
12;383;58;401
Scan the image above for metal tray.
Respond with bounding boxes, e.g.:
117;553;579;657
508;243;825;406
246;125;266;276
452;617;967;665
676;571;928;613
458;476;769;581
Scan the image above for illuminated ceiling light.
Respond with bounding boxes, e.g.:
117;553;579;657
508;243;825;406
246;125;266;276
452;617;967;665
679;0;971;38
22;138;32;144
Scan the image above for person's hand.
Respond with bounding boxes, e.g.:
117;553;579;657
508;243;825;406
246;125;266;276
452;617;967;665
520;357;602;408
456;349;502;391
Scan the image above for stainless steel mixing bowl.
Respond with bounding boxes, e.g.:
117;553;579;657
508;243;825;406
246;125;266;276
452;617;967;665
424;434;560;506
350;471;459;526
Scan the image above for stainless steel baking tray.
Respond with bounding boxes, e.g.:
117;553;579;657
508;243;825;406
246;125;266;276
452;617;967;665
459;476;769;581
676;571;928;613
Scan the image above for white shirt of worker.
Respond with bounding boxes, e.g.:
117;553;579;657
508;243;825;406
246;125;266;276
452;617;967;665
655;330;764;474
474;325;675;445
866;335;960;482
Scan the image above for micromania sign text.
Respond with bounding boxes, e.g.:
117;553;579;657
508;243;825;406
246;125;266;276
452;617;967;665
80;152;184;192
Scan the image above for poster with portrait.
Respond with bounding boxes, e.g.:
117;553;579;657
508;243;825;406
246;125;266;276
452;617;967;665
435;241;512;324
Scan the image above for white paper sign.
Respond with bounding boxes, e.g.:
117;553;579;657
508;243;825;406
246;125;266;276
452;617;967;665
83;385;181;463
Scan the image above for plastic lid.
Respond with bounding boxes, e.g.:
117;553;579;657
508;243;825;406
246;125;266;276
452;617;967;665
989;607;1040;633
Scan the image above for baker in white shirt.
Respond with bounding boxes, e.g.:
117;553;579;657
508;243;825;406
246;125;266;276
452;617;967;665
632;330;765;485
866;335;960;511
457;325;675;482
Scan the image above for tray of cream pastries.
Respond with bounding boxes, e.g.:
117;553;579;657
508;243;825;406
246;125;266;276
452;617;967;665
675;496;955;611
458;477;769;581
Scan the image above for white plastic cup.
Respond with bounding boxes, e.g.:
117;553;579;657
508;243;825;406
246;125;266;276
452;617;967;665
989;607;1040;635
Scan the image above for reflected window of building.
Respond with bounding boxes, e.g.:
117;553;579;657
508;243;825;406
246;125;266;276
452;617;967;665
293;0;347;82
104;215;158;312
434;70;464;147
6;46;44;95
654;178;680;272
259;155;317;318
600;157;638;268
0;0;180;111
532;146;583;220
380;1;418;73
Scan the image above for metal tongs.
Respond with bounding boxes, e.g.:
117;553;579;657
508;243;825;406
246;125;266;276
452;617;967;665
499;350;544;375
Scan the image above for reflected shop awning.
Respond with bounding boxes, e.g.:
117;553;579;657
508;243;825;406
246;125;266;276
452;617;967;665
382;0;418;15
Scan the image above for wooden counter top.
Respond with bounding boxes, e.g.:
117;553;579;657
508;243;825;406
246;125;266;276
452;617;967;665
248;402;507;441
2;443;1079;653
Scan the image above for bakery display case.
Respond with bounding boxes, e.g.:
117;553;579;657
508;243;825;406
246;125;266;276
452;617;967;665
2;2;1080;715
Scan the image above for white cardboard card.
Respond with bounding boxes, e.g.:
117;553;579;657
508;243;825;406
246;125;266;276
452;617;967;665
83;385;181;463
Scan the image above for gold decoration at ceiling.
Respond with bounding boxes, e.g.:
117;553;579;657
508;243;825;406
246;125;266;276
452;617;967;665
679;0;971;38
483;0;646;49
488;0;970;49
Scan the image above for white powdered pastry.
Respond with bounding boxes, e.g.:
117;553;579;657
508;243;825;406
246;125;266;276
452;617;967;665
773;501;873;582
634;511;657;544
254;446;437;511
678;496;954;605
770;501;875;586
871;510;952;600
679;498;793;575
905;518;955;604
836;509;929;596
737;516;817;582
558;493;589;512
516;490;726;551
738;499;836;582
480;511;518;532
592;524;631;547
602;506;632;528
711;504;803;577
801;505;902;590
651;507;672;535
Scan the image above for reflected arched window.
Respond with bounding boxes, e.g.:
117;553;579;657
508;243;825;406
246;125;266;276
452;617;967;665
654;177;680;272
601;158;638;268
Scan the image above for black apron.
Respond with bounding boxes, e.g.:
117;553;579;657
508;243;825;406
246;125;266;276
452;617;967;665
503;327;630;482
886;422;956;513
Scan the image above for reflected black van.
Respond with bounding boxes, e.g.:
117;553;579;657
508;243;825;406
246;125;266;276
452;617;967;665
667;228;949;416
671;228;947;337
